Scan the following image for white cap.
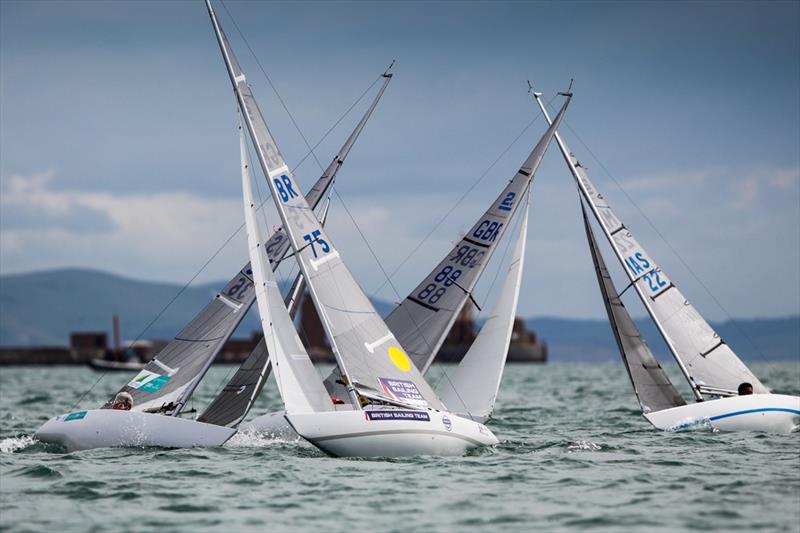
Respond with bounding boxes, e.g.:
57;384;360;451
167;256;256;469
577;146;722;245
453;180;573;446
114;391;133;404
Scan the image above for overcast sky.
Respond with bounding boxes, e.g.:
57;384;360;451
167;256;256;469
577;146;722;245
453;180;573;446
1;0;798;321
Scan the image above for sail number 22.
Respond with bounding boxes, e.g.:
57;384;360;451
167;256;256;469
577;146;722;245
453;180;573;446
625;252;667;294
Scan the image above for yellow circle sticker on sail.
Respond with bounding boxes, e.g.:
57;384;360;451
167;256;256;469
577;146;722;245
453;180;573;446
388;346;411;372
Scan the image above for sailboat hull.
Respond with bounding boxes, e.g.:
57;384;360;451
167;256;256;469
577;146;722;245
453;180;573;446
644;393;800;433
34;409;236;452
286;410;499;457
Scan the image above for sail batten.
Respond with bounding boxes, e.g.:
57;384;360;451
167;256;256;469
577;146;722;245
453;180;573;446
533;93;767;397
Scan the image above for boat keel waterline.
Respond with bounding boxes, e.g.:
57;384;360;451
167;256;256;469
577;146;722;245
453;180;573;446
34;410;236;452
644;394;800;434
286;410;498;458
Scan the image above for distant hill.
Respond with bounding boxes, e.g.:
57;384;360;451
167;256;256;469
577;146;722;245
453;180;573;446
1;268;797;362
526;316;800;363
0;268;391;347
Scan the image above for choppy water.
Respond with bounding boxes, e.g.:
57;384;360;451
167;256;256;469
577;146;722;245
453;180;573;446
1;363;799;532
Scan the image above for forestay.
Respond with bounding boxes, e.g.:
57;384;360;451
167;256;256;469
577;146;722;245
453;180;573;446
534;94;767;396
581;202;686;413
438;192;530;422
238;119;331;414
384;95;572;374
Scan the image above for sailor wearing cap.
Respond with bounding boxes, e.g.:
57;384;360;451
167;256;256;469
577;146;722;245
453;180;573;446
112;392;133;411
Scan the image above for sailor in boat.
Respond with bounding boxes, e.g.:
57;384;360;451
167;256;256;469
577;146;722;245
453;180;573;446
111;392;133;411
738;383;754;396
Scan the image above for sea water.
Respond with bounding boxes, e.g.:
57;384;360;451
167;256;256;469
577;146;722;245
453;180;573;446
1;363;798;532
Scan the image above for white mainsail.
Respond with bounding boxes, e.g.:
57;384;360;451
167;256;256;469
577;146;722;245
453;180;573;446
580;201;686;413
207;0;444;410
197;68;391;428
437;191;530;422
533;93;767;397
384;94;572;374
238;119;331;415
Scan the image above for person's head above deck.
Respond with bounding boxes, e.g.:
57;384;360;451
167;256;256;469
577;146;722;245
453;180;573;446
737;382;754;396
112;391;133;410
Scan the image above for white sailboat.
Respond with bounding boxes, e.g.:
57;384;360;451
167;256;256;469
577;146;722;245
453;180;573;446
212;0;500;456
531;88;800;433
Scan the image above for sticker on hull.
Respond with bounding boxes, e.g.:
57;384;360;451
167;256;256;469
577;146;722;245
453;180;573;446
377;377;428;407
365;410;430;422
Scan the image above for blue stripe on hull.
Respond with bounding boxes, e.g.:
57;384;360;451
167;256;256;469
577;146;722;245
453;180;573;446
709;408;800;422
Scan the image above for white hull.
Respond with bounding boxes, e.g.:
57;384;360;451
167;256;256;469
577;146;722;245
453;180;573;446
34;409;236;452
286;409;498;458
644;394;800;433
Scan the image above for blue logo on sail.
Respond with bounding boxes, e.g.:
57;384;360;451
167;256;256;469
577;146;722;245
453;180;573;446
128;370;171;394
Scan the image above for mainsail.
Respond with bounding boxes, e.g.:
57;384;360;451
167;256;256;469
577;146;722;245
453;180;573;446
384;94;572;374
196;74;392;427
102;266;257;414
533;93;767;397
580;201;686;413
207;2;444;410
237;119;331;414
438;191;530;422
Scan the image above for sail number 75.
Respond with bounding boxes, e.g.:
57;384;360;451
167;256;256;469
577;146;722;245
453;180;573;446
303;230;330;258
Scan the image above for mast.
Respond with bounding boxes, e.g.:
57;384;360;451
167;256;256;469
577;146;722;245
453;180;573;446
206;0;360;407
531;89;703;400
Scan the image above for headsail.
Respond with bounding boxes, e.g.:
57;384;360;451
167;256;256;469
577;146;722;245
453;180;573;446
207;1;444;410
238;118;331;415
384;94;572;374
532;92;767;397
196;260;307;428
580;201;686;413
438;191;530;422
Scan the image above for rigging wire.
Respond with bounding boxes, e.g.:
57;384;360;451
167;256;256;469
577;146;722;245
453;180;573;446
543;101;771;364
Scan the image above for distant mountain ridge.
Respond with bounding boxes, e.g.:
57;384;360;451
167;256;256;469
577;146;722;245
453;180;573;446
1;268;797;362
